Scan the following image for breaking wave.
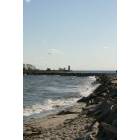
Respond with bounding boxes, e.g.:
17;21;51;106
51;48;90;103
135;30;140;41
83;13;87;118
24;98;79;117
24;76;97;117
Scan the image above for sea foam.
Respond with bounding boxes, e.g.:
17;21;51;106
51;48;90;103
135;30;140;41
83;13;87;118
24;98;79;117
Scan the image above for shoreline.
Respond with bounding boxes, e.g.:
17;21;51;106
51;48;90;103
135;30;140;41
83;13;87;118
24;102;86;130
24;74;117;140
23;102;81;123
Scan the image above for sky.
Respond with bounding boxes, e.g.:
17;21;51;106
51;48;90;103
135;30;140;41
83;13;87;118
24;0;117;70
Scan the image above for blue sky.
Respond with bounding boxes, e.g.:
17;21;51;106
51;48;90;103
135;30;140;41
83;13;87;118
24;0;117;70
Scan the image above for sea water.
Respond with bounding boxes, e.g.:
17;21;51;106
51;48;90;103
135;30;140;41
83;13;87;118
23;75;97;120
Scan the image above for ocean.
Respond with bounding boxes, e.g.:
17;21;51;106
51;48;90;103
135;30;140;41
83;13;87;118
23;75;98;120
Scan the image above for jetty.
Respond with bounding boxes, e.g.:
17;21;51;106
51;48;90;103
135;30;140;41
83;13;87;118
23;64;116;76
23;70;116;76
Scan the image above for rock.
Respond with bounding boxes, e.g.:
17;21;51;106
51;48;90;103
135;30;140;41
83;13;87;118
57;110;77;115
77;97;88;103
100;122;117;134
79;74;117;140
91;121;100;137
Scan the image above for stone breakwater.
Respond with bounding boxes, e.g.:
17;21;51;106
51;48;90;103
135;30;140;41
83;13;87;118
24;74;117;140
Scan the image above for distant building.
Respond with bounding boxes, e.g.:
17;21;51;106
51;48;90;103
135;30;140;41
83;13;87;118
58;67;66;71
68;65;71;71
46;68;51;71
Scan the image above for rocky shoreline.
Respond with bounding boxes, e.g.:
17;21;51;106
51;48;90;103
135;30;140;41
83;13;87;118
24;74;117;140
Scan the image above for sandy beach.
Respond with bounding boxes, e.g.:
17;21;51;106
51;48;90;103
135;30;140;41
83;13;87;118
24;74;117;140
24;103;94;140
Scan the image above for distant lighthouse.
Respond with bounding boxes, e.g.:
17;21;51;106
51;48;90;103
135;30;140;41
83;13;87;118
68;65;71;71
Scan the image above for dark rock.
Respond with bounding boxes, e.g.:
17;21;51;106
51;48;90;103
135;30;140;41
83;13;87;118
57;110;78;115
77;97;88;103
80;74;117;140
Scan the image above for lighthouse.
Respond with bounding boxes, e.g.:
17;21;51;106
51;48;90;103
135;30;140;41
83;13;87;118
68;65;71;71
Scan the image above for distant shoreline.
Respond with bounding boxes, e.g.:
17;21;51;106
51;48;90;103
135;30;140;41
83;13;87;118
24;70;117;76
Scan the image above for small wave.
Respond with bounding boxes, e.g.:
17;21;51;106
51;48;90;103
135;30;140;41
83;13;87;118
23;98;79;117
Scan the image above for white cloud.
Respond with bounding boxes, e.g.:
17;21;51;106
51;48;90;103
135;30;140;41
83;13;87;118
103;46;110;49
47;49;64;55
25;0;31;3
